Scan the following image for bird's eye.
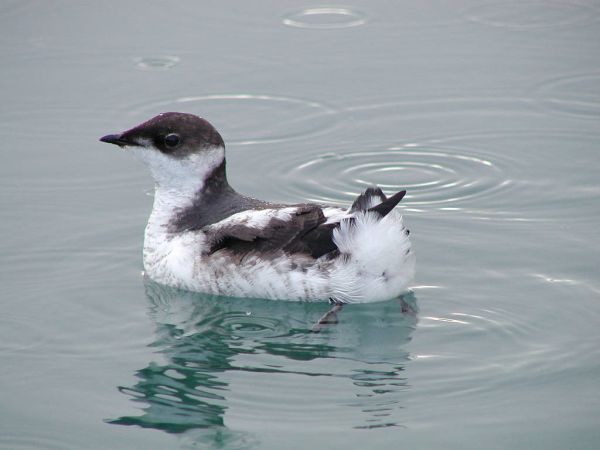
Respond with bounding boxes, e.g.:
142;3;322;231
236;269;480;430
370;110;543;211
164;133;180;148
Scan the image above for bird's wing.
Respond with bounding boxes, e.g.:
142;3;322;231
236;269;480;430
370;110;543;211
203;205;338;258
202;188;407;259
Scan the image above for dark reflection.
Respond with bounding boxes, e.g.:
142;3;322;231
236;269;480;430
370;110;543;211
110;279;417;446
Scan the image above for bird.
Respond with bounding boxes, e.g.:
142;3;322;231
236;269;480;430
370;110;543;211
100;112;415;303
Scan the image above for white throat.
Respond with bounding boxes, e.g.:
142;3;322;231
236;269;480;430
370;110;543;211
130;145;225;231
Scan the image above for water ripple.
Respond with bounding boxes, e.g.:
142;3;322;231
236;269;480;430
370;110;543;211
532;71;600;119
283;7;367;29
111;282;417;435
133;55;180;71
465;1;599;29
126;94;338;145
255;94;600;222
283;143;510;209
214;312;286;340
409;274;600;422
0;314;47;355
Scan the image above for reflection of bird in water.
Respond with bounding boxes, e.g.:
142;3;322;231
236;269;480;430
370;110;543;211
109;280;418;444
312;295;417;333
100;112;415;302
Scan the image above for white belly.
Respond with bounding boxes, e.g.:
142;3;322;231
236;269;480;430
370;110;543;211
142;210;415;303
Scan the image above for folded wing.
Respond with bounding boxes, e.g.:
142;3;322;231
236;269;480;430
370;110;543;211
204;187;406;259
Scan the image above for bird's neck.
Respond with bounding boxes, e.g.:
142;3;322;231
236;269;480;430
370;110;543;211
146;157;231;236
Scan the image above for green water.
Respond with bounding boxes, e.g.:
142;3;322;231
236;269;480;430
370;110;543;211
2;1;600;449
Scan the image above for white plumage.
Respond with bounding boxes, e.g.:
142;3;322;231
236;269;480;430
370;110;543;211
100;112;415;303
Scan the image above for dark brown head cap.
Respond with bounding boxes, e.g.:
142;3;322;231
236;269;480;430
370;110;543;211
100;112;224;157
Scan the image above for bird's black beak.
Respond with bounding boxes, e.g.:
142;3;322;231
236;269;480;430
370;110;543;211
99;133;138;147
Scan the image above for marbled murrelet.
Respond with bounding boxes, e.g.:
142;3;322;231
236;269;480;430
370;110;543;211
100;112;415;302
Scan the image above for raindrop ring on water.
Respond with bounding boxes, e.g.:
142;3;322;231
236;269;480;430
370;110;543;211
465;1;598;29
283;7;367;29
134;55;180;71
281;143;508;208
126;93;338;145
217;313;283;338
532;71;600;119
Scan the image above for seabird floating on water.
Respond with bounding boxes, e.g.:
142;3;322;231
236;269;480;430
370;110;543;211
100;112;415;302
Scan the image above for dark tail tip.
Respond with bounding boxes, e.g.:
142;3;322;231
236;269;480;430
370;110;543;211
368;190;406;218
349;186;387;213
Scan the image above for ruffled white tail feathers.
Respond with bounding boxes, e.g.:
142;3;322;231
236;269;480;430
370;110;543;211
330;188;415;303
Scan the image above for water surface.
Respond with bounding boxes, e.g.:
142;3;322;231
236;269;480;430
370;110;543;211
1;1;599;449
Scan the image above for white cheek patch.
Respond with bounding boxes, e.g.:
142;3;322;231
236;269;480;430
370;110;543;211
129;145;225;192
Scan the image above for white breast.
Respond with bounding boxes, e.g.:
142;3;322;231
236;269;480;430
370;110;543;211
143;209;414;303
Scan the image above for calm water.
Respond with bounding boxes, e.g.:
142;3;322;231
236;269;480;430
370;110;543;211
2;1;600;448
